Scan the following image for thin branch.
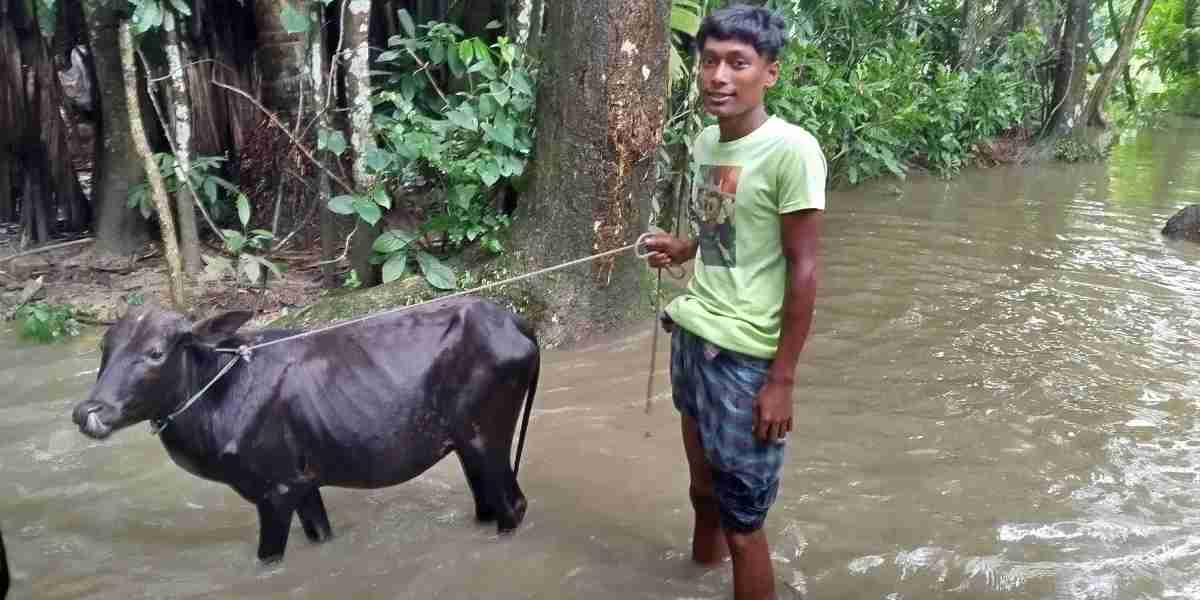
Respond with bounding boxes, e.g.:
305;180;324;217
405;47;450;107
137;49;225;243
211;79;356;194
0;237;94;265
147;58;219;83
309;220;359;267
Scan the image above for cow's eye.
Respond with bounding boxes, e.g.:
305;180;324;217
148;348;164;361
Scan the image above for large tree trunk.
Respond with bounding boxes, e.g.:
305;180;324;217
86;1;149;256
345;0;381;287
508;0;670;347
120;21;186;309
959;0;979;70
164;11;202;274
1085;0;1155;127
1187;0;1198;71
252;0;308;116
1047;0;1092;138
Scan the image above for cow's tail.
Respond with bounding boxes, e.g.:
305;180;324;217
512;342;539;479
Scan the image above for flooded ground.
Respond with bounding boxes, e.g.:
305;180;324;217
3;119;1200;599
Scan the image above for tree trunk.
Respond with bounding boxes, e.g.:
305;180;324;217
252;0;308;116
508;0;670;347
310;0;348;288
1085;0;1155;127
164;11;202;274
1047;0;1092;138
0;153;11;222
86;1;149;256
1012;0;1027;32
345;0;380;287
1187;0;1198;71
959;0;979;70
120;21;186;309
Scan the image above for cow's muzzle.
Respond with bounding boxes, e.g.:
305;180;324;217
72;402;114;439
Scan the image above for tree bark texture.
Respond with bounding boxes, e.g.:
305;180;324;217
959;0;979;70
345;0;381;287
164;11;202;274
120;21;186;309
252;0;309;116
1048;0;1092;138
1085;0;1156;127
86;1;150;256
509;0;670;347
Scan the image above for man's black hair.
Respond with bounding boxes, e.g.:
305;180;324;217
695;4;788;61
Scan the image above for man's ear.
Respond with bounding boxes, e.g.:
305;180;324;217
189;311;254;343
765;59;780;87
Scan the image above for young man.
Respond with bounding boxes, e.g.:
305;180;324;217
641;5;826;599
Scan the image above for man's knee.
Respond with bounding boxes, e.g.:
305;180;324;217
724;527;766;556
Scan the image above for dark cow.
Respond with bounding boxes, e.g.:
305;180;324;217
1;526;8;599
71;298;540;563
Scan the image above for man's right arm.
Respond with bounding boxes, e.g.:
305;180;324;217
642;235;698;269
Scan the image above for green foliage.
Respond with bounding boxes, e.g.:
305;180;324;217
316;14;538;288
765;31;1042;184
13;302;80;343
127;153;238;224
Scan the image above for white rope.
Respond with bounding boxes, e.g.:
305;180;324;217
149;236;661;432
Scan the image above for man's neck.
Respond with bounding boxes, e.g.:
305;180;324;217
717;106;769;143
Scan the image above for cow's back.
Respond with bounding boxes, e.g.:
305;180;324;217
254;298;538;488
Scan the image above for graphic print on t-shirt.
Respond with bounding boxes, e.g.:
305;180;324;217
692;164;741;269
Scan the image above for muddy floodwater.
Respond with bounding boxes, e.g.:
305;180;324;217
3;120;1200;599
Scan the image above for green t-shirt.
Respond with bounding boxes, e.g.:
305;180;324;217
665;116;827;359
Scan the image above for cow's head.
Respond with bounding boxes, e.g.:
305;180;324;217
71;305;253;439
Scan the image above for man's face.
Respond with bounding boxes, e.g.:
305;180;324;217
698;37;779;121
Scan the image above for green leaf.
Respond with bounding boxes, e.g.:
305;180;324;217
416;251;456;290
400;75;418;102
483;121;517;149
382;252;409;283
328;195;357;215
458;39;475;65
490;82;511;106
377;50;401;62
354;196;382;226
222;229;246;253
318;129;347;157
446;109;478;132
478;160;501;187
236;194;250;227
132;0;163;34
430;41;446;65
510;71;534;97
371;187;392;209
373;229;417;253
397;8;416;37
452;184;479;210
168;0;192;16
670;6;702;36
203;177;217;204
485;20;503;30
363;148;393;173
447;44;465;77
280;3;309;34
472;39;492;65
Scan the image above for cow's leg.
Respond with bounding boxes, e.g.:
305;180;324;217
458;444;526;533
255;499;295;563
297;489;333;543
456;452;496;522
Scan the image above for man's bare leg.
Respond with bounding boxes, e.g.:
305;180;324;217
727;528;776;600
681;416;729;565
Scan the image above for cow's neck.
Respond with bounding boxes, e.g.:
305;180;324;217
155;345;243;471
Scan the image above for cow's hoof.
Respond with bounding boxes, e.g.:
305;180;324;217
258;552;285;565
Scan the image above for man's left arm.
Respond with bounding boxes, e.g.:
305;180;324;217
753;209;822;442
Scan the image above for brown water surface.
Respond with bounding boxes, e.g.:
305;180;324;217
3;120;1200;599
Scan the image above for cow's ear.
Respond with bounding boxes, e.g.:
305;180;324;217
189;311;254;342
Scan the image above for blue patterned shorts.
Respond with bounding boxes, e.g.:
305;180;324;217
670;324;786;533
